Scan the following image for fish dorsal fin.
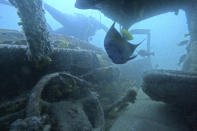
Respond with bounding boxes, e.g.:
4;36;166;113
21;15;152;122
127;42;136;49
108;22;116;32
108;22;122;42
112;22;115;28
127;41;140;50
127;39;146;55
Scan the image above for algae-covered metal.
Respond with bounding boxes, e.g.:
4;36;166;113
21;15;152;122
9;0;53;66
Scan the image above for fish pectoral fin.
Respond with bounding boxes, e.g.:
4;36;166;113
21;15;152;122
127;55;137;61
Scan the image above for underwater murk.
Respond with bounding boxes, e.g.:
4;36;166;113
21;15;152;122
0;0;197;131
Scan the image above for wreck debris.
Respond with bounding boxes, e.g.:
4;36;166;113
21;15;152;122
44;3;108;42
142;70;197;111
182;1;197;71
80;66;120;86
23;72;104;130
0;28;137;130
182;41;197;72
0;0;108;42
142;69;197;131
104;89;137;131
75;0;197;72
6;70;137;131
75;0;187;28
0;44;102;103
10;115;49;131
9;0;53;66
0;98;27;130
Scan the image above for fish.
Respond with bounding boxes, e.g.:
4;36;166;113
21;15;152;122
177;40;189;46
155;64;159;69
178;54;187;66
137;49;155;57
104;22;144;64
184;33;190;38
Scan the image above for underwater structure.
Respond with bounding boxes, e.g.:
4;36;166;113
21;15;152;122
75;0;197;130
0;0;138;130
44;3;108;42
75;0;197;72
0;0;108;42
0;0;196;131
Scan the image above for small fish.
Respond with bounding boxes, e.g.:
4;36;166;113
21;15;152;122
178;54;187;66
137;49;155;57
104;22;144;64
155;64;159;69
184;33;190;38
177;40;189;46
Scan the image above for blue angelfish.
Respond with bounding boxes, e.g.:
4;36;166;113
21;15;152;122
104;22;144;64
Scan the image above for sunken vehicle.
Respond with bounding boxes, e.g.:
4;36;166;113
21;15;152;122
0;0;196;131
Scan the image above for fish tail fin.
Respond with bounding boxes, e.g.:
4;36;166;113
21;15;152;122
127;55;137;61
135;43;141;48
127;42;138;50
137;39;146;46
129;39;143;49
131;39;146;49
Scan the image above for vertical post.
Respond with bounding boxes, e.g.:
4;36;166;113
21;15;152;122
147;30;151;61
9;0;53;66
182;3;197;71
